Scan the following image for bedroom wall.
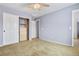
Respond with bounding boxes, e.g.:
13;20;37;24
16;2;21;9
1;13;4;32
0;10;3;45
39;4;79;46
0;5;33;45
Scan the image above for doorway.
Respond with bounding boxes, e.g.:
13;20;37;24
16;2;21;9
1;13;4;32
36;21;39;38
72;9;79;47
19;17;29;42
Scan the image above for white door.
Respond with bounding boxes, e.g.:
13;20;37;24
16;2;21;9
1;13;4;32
3;13;19;45
31;21;37;39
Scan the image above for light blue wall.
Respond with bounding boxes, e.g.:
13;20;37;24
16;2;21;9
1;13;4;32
39;4;79;46
0;9;3;44
0;5;32;45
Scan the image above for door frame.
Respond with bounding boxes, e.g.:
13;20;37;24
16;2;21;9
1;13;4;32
72;9;79;46
36;19;40;38
19;17;29;42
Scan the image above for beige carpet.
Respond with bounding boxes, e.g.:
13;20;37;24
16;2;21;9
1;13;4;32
0;39;79;56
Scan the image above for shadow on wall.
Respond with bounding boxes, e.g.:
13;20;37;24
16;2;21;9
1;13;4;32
77;22;79;39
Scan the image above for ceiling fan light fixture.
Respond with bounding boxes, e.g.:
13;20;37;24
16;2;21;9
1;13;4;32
26;3;49;11
34;3;41;9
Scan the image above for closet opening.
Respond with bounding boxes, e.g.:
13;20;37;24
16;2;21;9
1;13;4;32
19;17;29;42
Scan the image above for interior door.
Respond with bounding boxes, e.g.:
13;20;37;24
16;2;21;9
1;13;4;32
3;13;19;45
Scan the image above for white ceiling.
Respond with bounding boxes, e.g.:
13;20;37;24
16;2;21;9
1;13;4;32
0;3;75;18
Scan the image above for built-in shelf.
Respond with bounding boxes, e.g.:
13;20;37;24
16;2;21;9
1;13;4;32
20;24;26;25
19;18;27;26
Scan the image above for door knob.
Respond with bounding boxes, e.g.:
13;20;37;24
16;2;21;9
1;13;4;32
4;30;5;32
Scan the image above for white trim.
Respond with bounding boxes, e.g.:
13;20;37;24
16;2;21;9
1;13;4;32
0;42;19;47
0;44;3;47
72;11;74;47
41;39;72;46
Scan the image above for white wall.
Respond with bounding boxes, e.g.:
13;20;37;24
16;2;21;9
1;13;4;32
39;4;79;46
0;10;3;45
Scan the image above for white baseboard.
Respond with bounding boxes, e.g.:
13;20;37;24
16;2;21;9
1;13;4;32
0;44;3;47
41;39;72;46
0;41;19;47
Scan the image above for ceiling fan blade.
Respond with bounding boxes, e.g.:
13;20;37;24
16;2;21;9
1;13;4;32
21;3;50;11
40;3;49;7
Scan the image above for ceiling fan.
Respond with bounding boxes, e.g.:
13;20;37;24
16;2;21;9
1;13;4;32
26;3;50;10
